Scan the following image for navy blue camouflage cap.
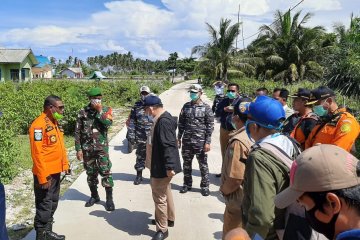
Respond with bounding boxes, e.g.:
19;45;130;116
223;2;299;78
143;95;162;106
306;86;335;105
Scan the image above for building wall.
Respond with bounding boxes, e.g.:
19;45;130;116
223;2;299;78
0;55;35;81
61;69;76;78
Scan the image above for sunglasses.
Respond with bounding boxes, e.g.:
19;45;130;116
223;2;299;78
227;90;236;93
52;105;65;110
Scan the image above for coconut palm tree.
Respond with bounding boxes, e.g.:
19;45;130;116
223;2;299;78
325;14;360;99
192;18;240;82
241;10;331;84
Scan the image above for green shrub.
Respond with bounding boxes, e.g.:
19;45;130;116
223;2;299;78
0;79;172;181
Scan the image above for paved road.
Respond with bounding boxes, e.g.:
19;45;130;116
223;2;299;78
24;80;224;240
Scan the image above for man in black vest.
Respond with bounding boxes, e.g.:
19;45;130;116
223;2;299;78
144;95;182;240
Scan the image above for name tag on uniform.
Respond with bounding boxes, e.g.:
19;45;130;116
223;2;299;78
34;128;42;141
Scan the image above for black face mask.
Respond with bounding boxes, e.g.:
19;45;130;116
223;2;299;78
305;206;339;239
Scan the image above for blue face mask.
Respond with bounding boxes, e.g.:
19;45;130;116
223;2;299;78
190;92;199;101
313;105;328;117
227;91;236;99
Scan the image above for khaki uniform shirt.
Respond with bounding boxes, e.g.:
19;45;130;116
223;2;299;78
221;127;252;203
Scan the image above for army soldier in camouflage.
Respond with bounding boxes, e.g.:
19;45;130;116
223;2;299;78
127;86;153;185
178;84;214;196
74;87;115;211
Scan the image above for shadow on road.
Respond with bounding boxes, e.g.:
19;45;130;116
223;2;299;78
61;188;89;201
112;172;150;184
89;208;154;237
111;139;129;154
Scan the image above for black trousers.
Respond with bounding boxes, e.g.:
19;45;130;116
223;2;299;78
33;173;61;229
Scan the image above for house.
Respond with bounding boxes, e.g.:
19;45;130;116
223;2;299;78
0;48;38;81
59;67;84;79
32;55;53;79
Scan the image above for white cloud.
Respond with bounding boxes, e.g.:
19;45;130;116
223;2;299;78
100;40;127;52
301;0;342;11
90;1;175;38
144;40;169;60
0;0;355;60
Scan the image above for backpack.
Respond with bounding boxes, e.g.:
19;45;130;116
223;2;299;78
255;137;326;240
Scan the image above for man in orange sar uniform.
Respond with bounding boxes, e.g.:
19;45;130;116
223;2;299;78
29;95;69;240
305;86;359;153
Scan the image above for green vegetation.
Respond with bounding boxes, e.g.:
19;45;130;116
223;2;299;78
0;79;172;183
194;11;360;102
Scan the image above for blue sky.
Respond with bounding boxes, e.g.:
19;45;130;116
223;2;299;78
0;0;359;62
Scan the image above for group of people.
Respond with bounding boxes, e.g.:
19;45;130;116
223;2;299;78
212;82;359;240
0;80;359;240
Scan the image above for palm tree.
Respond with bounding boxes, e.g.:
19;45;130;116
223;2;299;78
325;14;360;99
192;18;240;82
242;10;330;84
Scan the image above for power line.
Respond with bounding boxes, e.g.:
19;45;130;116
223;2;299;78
241;0;305;42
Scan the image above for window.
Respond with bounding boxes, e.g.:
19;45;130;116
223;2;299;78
21;69;26;80
10;69;19;81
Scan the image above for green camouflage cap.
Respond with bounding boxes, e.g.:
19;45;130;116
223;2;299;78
87;87;102;97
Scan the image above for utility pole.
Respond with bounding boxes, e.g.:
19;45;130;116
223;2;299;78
236;3;240;50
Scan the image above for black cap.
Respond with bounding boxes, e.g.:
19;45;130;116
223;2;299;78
143;95;162;106
306;86;335;105
289;88;311;100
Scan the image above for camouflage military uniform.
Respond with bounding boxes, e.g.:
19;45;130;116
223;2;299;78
127;100;153;171
178;100;214;189
74;105;113;188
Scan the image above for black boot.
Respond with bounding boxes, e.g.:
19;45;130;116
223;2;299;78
45;222;65;240
133;170;143;185
85;185;100;207
105;187;115;211
36;228;46;240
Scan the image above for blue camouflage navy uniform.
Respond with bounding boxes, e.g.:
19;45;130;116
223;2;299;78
127;100;153;171
178;100;214;190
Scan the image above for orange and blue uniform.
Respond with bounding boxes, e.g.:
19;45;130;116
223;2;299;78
305;108;359;152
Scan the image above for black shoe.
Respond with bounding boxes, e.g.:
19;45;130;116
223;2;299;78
215;173;221;178
45;230;66;240
151;219;174;227
179;186;191;193
105;187;115;211
85;196;100;207
201;188;210;196
152;230;168;240
133;171;143;185
45;222;65;239
36;228;46;240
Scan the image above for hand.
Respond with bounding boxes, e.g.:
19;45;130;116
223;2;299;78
177;139;182;149
125;117;130;127
41;179;51;189
224;106;233;113
167;170;175;177
203;143;211;152
65;169;72;175
76;150;83;161
93;102;102;112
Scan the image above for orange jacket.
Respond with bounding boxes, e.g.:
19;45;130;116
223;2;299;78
290;112;318;150
29;112;69;184
305;108;360;152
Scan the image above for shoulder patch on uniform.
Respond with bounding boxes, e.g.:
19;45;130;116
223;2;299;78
340;123;351;133
49;135;57;143
46;125;54;132
34;128;42;141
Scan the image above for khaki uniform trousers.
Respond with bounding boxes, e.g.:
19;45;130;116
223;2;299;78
220;127;232;162
150;177;175;233
223;198;243;239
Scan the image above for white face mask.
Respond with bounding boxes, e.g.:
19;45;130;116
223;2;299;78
91;99;101;105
